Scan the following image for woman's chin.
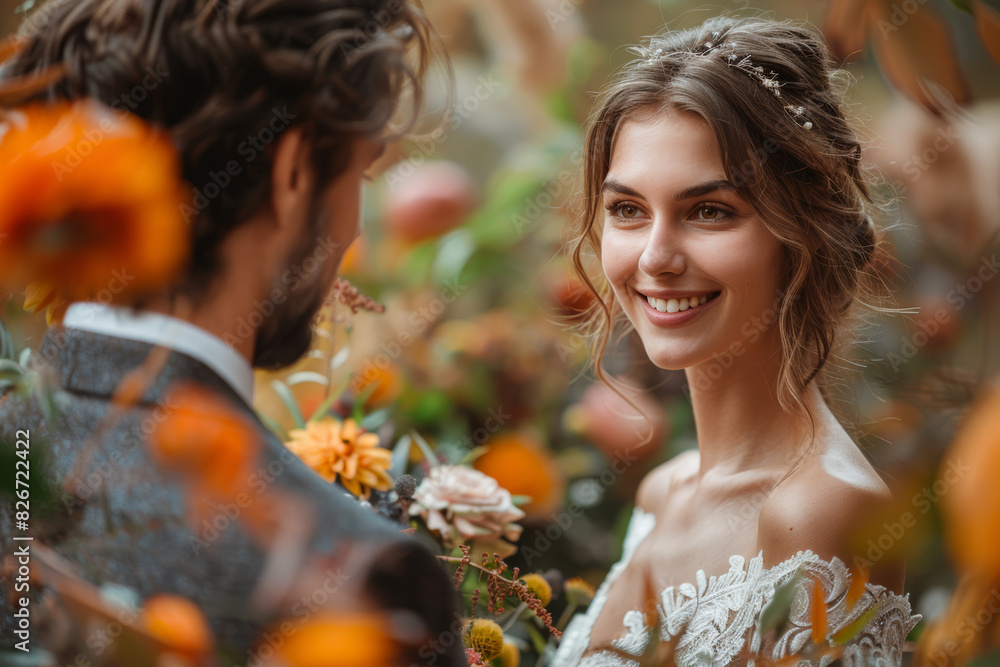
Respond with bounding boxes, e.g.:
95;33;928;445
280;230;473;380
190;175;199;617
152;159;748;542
642;346;698;372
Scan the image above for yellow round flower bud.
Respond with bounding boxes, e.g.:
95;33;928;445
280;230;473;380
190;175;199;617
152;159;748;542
520;573;553;607
498;641;521;667
464;618;504;661
565;577;596;606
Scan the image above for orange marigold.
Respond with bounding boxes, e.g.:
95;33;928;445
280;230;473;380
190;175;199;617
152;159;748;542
0;101;187;301
285;417;393;498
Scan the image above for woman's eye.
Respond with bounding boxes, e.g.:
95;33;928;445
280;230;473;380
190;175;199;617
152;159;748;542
693;205;728;221
608;203;642;219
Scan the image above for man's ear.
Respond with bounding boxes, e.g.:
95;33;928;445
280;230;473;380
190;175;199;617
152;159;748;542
270;126;317;232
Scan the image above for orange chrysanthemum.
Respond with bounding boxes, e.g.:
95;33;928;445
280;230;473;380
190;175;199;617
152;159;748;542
285;417;393;498
0;101;187;301
22;281;67;325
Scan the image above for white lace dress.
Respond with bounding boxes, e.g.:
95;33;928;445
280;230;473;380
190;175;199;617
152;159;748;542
550;508;921;667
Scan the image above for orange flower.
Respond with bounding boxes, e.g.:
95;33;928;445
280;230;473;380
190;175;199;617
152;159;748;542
264;612;398;667
809;574;829;645
0;101;187;301
143;594;214;658
473;433;564;518
352;364;403;408
284;417;392;498
942;387;1000;578
149;382;261;502
22;281;67;325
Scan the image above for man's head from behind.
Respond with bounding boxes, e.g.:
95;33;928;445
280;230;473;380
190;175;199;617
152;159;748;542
6;0;437;368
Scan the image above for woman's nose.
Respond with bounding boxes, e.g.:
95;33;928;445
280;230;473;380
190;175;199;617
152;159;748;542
637;220;686;277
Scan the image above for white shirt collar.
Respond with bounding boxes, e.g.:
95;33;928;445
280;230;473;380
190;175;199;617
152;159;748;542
62;302;255;404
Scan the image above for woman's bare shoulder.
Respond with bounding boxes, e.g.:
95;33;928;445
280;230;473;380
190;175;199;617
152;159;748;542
757;447;904;590
635;448;700;513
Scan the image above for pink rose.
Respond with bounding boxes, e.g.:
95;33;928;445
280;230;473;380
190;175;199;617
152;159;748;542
410;465;525;557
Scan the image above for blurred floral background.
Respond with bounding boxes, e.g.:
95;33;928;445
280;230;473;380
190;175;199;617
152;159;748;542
2;0;1000;664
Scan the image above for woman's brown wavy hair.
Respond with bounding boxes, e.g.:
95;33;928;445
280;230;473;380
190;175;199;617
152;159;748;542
3;0;444;296
570;15;894;426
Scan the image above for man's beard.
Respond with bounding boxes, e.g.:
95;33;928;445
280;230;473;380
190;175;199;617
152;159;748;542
252;199;339;370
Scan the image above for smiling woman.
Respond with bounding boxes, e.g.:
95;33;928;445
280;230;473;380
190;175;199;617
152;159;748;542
555;14;920;667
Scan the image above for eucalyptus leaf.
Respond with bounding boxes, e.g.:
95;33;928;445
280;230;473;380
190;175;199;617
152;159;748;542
390;434;413;478
330;346;351;370
270;379;306;429
359;407;393;431
285;371;330;386
409;430;439;467
432;229;476;284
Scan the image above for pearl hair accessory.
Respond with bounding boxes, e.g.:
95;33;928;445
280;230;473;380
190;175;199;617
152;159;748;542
644;30;816;131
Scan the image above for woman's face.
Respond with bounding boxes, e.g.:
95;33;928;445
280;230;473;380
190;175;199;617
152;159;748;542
600;109;785;371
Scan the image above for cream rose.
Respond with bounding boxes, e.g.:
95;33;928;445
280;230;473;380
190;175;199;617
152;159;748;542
410;465;525;557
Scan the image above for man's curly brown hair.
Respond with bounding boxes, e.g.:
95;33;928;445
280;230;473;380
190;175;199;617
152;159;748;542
3;0;441;295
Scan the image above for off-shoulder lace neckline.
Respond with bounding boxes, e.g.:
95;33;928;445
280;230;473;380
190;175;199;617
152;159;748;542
551;506;922;667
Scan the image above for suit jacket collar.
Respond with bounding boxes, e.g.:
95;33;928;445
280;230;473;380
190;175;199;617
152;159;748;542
38;327;252;414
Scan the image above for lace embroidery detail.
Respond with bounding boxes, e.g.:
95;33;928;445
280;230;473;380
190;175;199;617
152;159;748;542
549;508;921;667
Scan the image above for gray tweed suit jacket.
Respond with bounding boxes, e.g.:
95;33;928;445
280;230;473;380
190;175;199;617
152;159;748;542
0;327;463;666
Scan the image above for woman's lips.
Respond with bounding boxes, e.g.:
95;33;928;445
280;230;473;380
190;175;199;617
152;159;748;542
637;290;721;326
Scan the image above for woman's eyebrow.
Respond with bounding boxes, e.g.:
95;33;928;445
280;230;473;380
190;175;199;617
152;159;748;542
601;178;739;202
674;179;737;201
601;178;644;199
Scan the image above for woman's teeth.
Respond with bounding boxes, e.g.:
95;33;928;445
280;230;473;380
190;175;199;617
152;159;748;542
645;294;713;313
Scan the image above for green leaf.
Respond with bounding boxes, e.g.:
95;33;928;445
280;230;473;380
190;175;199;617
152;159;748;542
270;379;306;429
0;316;15;361
308;390;341;423
759;567;804;636
948;0;974;13
410;390;450;425
390;433;413;478
359;407;393;431
432;229;477;284
832;603;882;644
409;430;439;467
